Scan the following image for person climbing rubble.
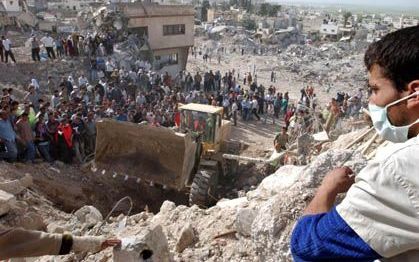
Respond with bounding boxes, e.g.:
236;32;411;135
274;127;288;152
291;25;419;261
0;227;120;259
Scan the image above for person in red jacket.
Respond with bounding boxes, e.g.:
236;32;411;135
55;116;73;164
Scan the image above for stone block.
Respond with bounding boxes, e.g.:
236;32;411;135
74;205;103;227
175;223;195;252
0;189;16;216
235;208;256;237
113;225;171;262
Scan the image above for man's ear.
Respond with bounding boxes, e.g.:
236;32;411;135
406;80;419;110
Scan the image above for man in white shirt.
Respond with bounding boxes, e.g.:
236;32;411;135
78;74;89;87
291;25;419;262
105;58;115;79
251;96;260;120
40;33;56;59
1;36;16;63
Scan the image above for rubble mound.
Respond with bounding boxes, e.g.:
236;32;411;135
6;146;366;262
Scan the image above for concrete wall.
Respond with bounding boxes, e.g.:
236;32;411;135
320;23;339;35
128;15;194;50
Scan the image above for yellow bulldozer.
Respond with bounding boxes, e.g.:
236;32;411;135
94;103;241;207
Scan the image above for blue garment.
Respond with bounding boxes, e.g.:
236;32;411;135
22;141;36;163
291;207;381;262
0;119;16;142
115;114;128;122
0;140;17;161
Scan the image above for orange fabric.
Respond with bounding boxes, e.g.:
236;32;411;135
174;112;180;127
55;124;73;148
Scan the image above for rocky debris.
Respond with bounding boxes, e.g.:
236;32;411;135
74;206;103;228
0;190;16;216
0;173;33;195
235;208;257;237
277;42;368;89
113;34;151;71
175;223;196;252
251;194;295;260
0;127;386;262
113;225;171;262
68;146;367;262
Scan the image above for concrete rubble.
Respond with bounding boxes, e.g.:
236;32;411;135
74;206;103;228
113;225;171;262
0;190;16;216
0;124;391;262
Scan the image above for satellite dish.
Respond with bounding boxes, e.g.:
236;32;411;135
113;19;123;30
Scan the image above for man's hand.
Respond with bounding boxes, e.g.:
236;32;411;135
101;238;121;250
303;167;355;215
320;167;354;195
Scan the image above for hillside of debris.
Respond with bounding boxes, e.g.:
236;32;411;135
0;125;390;262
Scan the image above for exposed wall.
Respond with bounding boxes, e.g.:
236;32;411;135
128;15;194;50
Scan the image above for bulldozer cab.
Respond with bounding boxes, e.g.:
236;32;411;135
179;104;223;143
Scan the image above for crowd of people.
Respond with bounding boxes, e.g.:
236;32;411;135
28;31;116;62
0;32;365;166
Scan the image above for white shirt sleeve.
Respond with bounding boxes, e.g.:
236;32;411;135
337;138;419;260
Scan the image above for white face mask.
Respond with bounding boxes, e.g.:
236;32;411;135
368;91;419;143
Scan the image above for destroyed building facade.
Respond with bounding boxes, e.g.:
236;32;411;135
121;3;195;76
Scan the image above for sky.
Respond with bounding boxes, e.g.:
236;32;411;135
274;0;419;9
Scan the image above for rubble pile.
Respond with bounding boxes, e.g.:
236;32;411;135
83;148;366;262
78;7;128;40
0;121;394;262
113;34;151;71
267;28;305;48
0;136;371;262
278;42;368;87
0;173;71;232
189;36;369;105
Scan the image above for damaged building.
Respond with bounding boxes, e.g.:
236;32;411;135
120;3;195;76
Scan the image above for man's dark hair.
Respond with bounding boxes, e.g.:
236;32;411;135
364;25;419;92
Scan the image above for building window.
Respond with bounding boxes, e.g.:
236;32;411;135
10;1;13;5
163;24;185;36
331;29;335;32
323;29;327;32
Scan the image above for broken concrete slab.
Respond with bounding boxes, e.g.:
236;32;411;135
74;205;103;227
0;190;16;216
235;208;257;237
0;173;33;195
113;224;171;262
175;223;195;253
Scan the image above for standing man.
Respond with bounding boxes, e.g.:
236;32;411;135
274;127;288;152
47;76;55;94
291;26;419;261
41;33;56;60
84;111;96;155
105;57;115;79
16;112;36;163
30;35;41;62
2;36;16;63
0;37;4;62
0;109;18;162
